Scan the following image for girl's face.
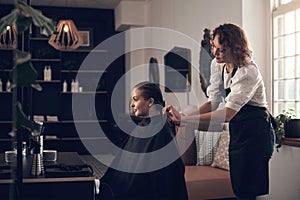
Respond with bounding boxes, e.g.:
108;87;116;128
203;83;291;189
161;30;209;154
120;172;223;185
211;34;229;63
130;88;153;117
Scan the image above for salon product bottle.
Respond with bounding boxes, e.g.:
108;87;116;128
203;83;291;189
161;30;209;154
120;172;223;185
0;79;2;92
44;66;47;81
71;79;75;92
48;66;52;81
63;80;67;92
74;79;79;92
6;79;11;92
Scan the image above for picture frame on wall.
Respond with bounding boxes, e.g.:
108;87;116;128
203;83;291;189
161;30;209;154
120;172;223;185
78;28;93;49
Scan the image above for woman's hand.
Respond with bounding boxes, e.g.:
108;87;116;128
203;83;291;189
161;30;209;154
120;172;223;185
163;105;182;124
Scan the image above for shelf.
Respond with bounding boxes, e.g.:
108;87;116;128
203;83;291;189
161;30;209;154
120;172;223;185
61;70;107;73
29;37;49;41
0;139;13;142
0;69;11;72
60;120;108;123
60;137;106;141
42;120;108;124
0;92;12;94
31;59;61;62
61;49;108;53
61;91;108;94
36;80;61;83
0;121;13;124
44;135;58;140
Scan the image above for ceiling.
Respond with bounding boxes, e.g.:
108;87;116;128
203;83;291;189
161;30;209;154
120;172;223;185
0;0;124;9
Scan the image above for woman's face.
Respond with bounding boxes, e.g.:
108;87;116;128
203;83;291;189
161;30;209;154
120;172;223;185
211;34;229;63
130;88;153;117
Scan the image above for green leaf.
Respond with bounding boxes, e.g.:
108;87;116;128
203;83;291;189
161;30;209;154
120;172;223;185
10;60;42;91
15;101;44;136
16;14;32;34
15;50;31;64
18;1;56;36
0;1;56;36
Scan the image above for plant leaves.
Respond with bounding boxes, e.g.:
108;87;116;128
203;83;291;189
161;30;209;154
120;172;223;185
16;14;32;34
18;1;56;36
15;101;44;136
0;1;56;36
10;59;42;91
15;49;31;64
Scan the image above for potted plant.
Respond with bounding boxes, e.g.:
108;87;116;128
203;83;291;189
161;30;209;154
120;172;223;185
274;109;296;150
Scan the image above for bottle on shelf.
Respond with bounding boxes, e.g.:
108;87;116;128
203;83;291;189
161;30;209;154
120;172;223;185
71;79;75;92
0;78;2;92
6;79;11;92
44;66;52;81
44;66;48;81
74;79;79;93
48;66;52;81
63;80;67;92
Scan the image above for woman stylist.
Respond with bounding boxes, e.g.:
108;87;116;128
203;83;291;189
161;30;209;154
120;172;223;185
165;23;275;200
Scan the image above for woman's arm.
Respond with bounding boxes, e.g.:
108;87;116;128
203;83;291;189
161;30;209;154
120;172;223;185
183;107;237;123
187;101;220;116
165;101;220;121
166;105;237;125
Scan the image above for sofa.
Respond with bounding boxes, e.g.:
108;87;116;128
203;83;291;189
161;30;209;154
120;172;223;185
176;122;235;200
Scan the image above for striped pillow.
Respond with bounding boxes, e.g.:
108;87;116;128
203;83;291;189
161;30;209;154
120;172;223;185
194;130;222;166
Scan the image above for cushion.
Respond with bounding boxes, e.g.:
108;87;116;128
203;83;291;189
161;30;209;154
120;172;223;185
194;130;222;166
211;131;230;171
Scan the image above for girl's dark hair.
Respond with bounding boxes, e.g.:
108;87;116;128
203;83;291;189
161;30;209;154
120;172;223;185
212;23;252;66
133;81;165;107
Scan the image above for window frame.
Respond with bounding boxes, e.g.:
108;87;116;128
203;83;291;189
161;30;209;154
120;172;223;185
272;0;300;118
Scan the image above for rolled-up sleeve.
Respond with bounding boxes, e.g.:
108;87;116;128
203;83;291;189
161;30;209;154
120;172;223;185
207;58;224;103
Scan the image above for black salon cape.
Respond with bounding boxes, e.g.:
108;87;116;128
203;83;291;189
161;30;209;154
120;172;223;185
99;115;188;200
229;105;274;198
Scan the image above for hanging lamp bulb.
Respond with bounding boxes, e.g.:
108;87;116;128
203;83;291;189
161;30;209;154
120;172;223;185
48;20;83;50
0;24;17;49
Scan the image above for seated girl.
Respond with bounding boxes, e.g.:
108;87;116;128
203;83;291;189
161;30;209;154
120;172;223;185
99;82;188;200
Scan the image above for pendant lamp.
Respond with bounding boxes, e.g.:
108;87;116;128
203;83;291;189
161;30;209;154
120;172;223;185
48;20;83;50
0;24;17;49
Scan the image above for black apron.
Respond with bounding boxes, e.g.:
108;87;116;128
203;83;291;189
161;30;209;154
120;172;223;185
223;65;274;197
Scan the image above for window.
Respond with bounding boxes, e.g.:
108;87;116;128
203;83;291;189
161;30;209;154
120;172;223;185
272;0;300;117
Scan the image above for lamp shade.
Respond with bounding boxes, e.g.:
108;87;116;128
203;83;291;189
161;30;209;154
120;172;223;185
0;24;17;49
48;20;83;50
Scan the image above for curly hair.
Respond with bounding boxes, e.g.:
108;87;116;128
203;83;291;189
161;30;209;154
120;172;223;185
212;23;252;66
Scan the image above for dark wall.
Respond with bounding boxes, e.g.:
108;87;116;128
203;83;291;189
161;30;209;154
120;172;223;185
36;6;117;46
0;4;125;154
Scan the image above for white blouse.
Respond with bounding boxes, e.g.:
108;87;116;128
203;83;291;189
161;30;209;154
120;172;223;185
206;58;268;112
